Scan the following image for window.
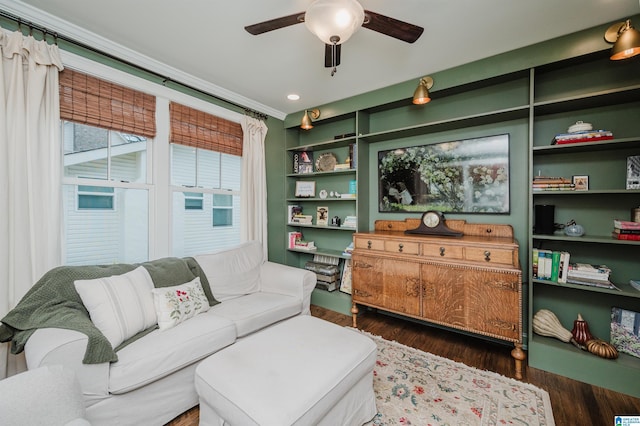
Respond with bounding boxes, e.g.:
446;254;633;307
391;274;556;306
171;147;241;257
77;185;114;210
184;192;204;210
57;65;244;265
59;69;155;266
170;102;242;257
213;194;233;226
62;121;151;265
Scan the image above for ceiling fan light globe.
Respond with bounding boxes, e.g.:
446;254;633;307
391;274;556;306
305;0;365;45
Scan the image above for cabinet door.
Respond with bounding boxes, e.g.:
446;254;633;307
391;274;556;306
466;269;521;342
352;254;421;317
421;263;466;327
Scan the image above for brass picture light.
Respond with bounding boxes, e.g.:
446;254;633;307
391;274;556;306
604;19;640;60
300;108;321;130
412;76;434;105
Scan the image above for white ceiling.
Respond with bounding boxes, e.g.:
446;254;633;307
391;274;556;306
2;0;640;119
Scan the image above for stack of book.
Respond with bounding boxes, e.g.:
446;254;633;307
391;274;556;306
566;263;616;289
612;219;640;241
290;214;312;225
551;130;613;145
287;231;316;250
532;249;570;283
532;176;575;192
288;205;312;225
341;216;357;229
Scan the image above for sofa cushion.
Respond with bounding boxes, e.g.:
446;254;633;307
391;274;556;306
74;266;157;349
210;292;301;337
108;310;236;394
194;241;263;302
152;277;210;330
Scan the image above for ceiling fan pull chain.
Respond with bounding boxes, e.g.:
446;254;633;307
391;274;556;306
330;36;339;76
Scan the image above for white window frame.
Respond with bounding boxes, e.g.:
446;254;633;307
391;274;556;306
60;51;243;260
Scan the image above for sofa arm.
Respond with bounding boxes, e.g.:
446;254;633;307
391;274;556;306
25;328;110;406
260;262;316;315
0;365;90;426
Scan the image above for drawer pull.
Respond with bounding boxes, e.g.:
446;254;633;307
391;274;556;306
484;250;491;261
367;240;372;249
439;247;445;256
398;243;404;252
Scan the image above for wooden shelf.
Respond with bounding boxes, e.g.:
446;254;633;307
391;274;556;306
286;136;357;152
359;105;529;143
532;137;640;153
532;234;640;245
528;335;640;398
287;247;350;259
532;279;640;299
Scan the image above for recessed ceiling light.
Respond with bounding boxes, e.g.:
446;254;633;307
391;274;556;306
287;94;300;101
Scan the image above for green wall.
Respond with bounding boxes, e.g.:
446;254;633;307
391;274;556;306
269;15;640;269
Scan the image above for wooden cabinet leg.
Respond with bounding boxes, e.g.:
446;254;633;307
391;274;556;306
351;303;359;328
511;343;526;380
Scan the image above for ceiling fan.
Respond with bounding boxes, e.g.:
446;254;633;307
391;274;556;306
245;0;424;76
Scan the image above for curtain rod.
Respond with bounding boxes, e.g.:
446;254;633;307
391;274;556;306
0;9;269;121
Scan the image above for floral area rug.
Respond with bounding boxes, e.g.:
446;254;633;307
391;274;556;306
362;331;555;426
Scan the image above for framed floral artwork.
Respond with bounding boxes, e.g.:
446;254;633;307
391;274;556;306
378;134;510;213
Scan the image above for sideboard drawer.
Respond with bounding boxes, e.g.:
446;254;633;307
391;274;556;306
354;237;385;251
465;247;514;265
422;243;463;260
385;240;419;255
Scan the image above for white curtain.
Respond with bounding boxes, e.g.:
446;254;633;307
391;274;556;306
240;116;268;257
0;27;64;379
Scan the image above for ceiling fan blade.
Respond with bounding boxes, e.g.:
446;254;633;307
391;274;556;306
362;10;424;43
244;12;305;35
324;44;341;68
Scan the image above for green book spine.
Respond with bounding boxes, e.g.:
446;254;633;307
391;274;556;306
532;248;539;279
551;251;561;282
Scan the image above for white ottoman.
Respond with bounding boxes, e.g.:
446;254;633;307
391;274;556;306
195;315;377;426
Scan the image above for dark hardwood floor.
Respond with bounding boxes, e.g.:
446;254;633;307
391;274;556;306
167;305;640;426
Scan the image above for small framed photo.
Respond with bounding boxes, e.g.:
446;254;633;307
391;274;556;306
627;155;640;189
572;175;589;191
295;181;316;197
316;206;329;225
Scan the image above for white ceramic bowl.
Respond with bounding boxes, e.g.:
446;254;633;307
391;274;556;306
568;121;593;133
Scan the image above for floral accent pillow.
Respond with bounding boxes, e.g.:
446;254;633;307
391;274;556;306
152;277;210;331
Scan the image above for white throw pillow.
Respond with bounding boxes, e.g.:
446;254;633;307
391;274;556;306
152;277;210;331
74;266;157;349
194;241;263;302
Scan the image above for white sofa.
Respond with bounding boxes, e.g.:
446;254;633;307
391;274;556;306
0;365;90;426
22;241;316;426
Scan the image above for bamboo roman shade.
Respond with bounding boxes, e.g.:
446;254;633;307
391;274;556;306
59;69;156;138
169;102;243;156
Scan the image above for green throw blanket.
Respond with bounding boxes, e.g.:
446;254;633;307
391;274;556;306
0;257;218;364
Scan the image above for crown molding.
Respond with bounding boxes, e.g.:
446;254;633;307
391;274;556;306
0;0;286;120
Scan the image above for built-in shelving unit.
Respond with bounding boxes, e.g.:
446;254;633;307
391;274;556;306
282;47;639;397
528;51;640;398
284;112;369;313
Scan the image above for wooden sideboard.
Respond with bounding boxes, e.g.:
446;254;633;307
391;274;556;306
351;218;525;379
